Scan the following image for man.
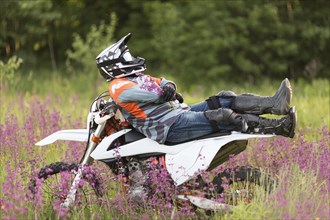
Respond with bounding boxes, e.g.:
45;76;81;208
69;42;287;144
95;33;297;202
96;33;296;145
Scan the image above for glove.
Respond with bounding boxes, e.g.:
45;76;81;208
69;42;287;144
175;93;184;103
162;83;176;101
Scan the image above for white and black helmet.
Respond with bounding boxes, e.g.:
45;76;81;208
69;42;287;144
96;33;146;81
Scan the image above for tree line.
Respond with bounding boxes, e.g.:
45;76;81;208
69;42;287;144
1;0;329;87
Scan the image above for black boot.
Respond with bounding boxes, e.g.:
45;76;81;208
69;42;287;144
204;107;297;138
231;78;292;115
241;107;297;138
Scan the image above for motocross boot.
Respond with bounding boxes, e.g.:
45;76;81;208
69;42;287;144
204;107;297;138
231;78;292;115
241;107;297;138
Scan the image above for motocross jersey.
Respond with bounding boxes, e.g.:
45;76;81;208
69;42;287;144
109;73;189;143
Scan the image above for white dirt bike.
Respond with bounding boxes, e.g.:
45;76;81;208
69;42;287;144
30;92;279;213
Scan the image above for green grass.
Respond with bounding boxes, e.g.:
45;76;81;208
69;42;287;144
2;75;328;130
1;74;329;219
219;164;328;220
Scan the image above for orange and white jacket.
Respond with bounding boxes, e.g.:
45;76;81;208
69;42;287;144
109;73;189;143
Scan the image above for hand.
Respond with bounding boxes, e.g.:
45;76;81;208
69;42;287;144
162;83;176;101
175;93;184;103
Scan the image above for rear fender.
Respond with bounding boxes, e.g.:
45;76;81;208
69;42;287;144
166;132;274;185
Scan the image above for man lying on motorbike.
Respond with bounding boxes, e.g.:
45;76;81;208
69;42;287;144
95;33;296;202
96;33;296;144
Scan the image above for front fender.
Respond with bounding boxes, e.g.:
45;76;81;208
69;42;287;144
35;129;89;146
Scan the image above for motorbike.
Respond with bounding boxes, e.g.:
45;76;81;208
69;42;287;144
30;91;278;214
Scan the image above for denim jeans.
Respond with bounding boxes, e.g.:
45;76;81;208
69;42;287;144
166;97;236;143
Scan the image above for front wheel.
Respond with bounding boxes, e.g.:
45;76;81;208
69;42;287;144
29;162;105;211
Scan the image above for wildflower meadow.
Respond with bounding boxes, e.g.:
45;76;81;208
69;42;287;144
0;78;329;219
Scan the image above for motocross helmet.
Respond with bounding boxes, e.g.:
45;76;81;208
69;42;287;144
96;33;146;81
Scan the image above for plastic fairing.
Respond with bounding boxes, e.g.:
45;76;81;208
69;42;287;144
165;132;273;185
35;129;89;146
90;129;194;158
90;130;274;185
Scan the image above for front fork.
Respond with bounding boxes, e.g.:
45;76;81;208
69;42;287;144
61;122;106;208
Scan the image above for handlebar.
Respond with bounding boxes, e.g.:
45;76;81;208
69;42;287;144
101;102;118;115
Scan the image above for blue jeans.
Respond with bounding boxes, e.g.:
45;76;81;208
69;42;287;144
166;97;236;143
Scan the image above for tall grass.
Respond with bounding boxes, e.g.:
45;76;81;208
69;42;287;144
2;72;329;129
222;164;329;220
0;75;329;219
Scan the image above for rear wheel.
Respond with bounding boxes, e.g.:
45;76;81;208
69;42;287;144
212;166;276;205
29;162;105;210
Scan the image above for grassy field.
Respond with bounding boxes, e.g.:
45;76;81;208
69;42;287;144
0;76;329;219
2;75;329;128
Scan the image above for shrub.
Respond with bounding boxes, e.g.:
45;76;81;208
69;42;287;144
0;56;23;87
66;13;117;76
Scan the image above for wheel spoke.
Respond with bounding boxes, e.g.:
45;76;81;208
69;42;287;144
30;162;104;209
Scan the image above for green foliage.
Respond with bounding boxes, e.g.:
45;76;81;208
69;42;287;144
142;1;329;87
0;0;329;88
0;56;23;86
0;0;116;72
0;1;61;69
221;164;328;220
66;13;117;75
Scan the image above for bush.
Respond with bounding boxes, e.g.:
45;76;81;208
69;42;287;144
66;13;117;76
0;56;23;87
